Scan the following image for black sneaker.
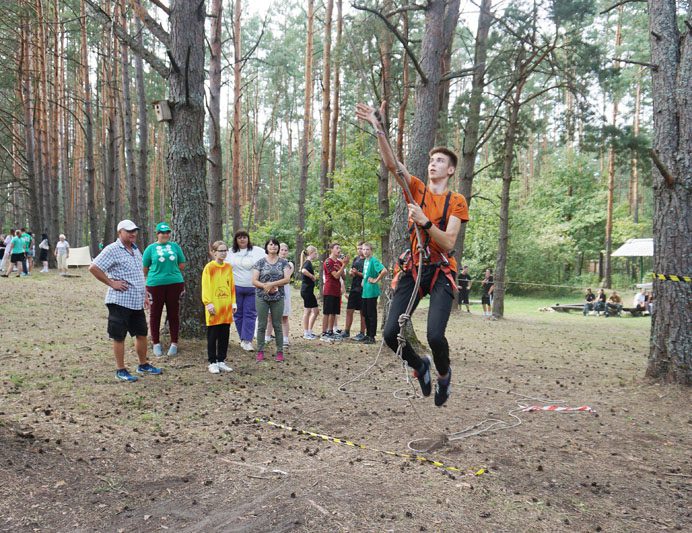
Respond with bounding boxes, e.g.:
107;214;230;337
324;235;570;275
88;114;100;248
339;330;350;338
362;336;375;344
434;368;452;407
413;355;432;397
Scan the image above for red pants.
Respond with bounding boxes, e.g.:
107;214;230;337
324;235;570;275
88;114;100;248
147;283;185;344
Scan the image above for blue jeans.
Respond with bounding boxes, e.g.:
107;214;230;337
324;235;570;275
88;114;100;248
234;285;257;341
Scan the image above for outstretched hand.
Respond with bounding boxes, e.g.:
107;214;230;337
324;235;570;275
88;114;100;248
355;101;386;130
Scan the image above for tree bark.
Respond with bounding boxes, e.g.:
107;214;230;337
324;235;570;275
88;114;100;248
133;9;149;246
455;0;492;261
168;0;208;337
328;0;342;176
208;0;223;243
231;0;242;234
318;0;333;250
295;0;314;267
645;0;691;384
630;72;641;223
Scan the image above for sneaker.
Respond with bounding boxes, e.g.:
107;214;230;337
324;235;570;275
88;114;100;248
283;337;290;346
152;344;163;357
275;351;284;362
328;332;342;342
115;369;138;382
137;363;162;375
412;355;432;397
241;340;254;351
216;361;233;372
362;336;375;344
303;332;316;340
208;362;220;374
266;335;275;342
320;333;333;343
352;333;366;342
256;350;265;362
167;344;178;356
340;331;350;339
434;368;452;407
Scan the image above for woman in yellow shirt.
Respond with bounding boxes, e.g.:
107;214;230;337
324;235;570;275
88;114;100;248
202;241;237;374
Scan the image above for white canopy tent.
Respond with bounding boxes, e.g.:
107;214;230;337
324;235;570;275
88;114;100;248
611;238;653;257
66;246;92;267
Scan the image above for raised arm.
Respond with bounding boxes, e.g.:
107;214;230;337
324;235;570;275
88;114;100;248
355;102;411;190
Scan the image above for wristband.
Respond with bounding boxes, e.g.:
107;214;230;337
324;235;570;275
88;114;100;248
420;220;433;230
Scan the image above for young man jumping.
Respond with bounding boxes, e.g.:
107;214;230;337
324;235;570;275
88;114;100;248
356;102;469;407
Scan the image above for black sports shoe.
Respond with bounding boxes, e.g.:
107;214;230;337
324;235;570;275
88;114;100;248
413;355;432;397
362;336;375;344
434;367;452;407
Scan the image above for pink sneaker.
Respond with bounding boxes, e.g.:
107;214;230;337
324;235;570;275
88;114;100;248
256;350;264;363
275;351;284;363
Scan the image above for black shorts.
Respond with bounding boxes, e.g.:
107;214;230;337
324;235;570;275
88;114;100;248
11;253;25;263
107;304;148;341
323;294;341;315
301;289;318;309
346;290;362;310
481;295;491;305
39;249;49;262
458;289;469;305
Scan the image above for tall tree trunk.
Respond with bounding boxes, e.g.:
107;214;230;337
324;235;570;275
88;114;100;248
396;10;410;164
231;0;242;233
120;0;140;237
378;0;393;267
328;0;342;175
630;72;641;223
81;0;99;256
168;0;209;337
318;0;333;250
295;0;314;267
455;0;492;260
133;9;149;245
603;6;623;289
208;0;223;242
646;0;691;384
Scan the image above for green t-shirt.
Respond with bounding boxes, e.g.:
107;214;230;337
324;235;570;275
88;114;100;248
362;256;385;299
21;232;32;252
142;241;186;286
10;236;24;255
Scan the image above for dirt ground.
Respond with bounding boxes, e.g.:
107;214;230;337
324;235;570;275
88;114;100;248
1;271;690;532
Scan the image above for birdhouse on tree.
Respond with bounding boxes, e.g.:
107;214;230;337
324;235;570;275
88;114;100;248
152;100;172;122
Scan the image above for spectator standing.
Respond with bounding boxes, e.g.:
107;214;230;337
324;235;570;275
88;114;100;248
88;220;162;382
0;233;5;264
252;238;291;363
21;228;32;275
142;222;187;357
226;230;266;351
55;234;70;276
583;288;596;316
266;243;294;347
321;243;348;342
202;240;236;374
3;230;24;277
299;245;320;339
358;242;388;344
38;234;50;273
481;269;494;316
458;265;472;312
342;243;366;340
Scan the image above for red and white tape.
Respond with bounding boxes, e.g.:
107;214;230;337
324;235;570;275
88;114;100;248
521;405;593;413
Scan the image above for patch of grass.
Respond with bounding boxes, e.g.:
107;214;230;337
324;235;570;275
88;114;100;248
9;374;25;388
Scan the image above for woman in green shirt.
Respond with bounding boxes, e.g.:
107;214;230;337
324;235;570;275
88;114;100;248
142;222;186;356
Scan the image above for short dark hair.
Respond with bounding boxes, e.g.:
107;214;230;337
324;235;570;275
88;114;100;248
232;230;252;253
264;237;280;254
429;146;458;170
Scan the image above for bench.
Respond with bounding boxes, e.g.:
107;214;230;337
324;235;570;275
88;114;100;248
550;303;647;317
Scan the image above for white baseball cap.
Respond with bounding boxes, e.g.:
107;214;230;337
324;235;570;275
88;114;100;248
117;219;139;231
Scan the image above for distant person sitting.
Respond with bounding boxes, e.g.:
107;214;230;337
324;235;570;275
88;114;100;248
605;291;622;317
633;289;647;314
645;290;654;315
583;288;596;316
594;288;607;316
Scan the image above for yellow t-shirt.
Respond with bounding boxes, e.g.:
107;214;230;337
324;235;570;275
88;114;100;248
201;261;236;326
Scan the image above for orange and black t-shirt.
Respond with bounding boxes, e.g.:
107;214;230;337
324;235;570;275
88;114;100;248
408;175;469;272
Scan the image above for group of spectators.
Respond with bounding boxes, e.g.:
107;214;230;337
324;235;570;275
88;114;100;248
582;287;653;317
1;229;71;277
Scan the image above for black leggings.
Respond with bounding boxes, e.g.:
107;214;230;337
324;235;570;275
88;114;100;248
207;324;230;363
383;266;455;376
361;297;378;338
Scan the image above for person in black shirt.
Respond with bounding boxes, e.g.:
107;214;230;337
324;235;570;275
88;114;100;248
300;245;320;339
342;242;366;339
457;265;472;312
481;269;494;317
594;288;607;316
583;288;596;316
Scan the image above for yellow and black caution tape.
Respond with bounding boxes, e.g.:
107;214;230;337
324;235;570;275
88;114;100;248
652;272;692;283
254;418;486;476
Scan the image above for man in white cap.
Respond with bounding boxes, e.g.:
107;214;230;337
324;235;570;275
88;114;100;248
89;220;162;382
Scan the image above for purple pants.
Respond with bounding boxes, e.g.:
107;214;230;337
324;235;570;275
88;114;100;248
234;285;257;341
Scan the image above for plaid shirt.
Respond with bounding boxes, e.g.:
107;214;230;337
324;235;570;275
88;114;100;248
92;239;146;310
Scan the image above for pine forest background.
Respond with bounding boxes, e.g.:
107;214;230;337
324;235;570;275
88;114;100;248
0;0;660;292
